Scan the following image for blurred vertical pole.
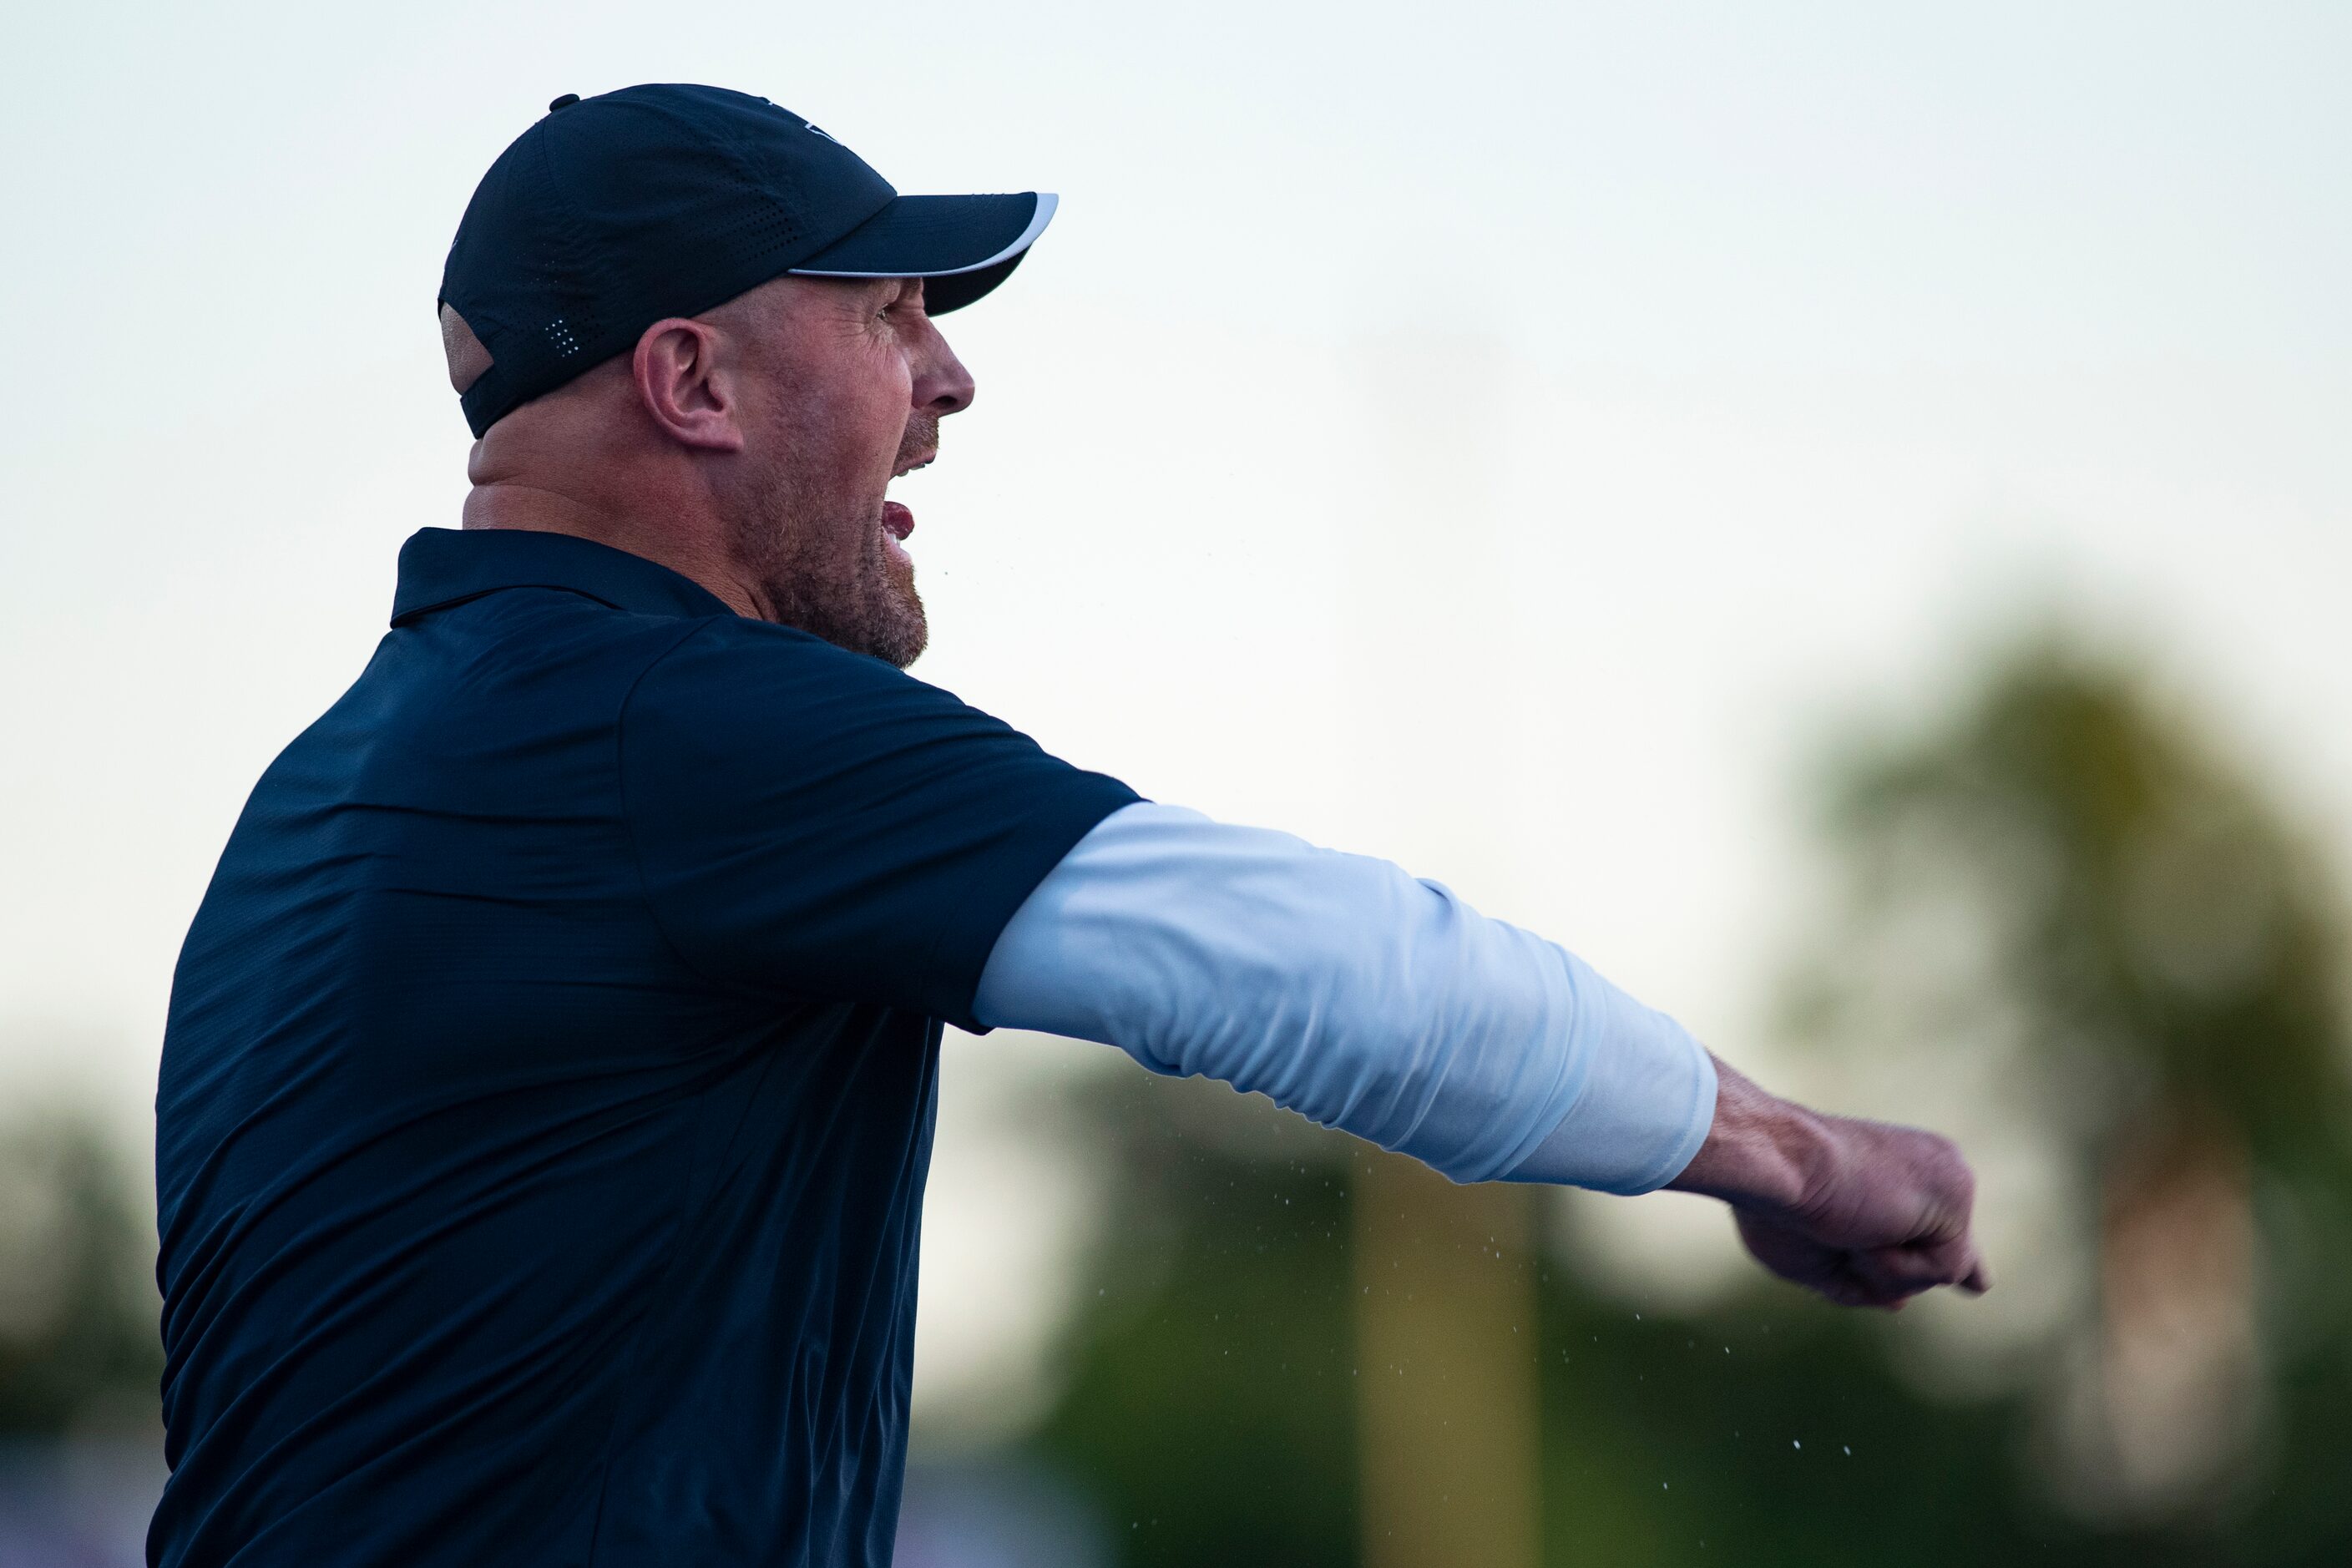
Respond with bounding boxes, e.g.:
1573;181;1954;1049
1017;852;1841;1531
1354;1151;1540;1568
1341;334;1541;1568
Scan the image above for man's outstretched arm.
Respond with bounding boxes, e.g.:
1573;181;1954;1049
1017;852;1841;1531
973;802;1985;1310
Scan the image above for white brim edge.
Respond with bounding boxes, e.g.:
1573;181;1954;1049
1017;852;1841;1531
789;193;1059;280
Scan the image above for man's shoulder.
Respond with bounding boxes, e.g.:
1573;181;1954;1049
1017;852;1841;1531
620;614;1085;827
649;610;918;674
353;588;709;734
631;613;985;726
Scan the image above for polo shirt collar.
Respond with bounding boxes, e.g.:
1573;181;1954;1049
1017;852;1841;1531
391;529;736;625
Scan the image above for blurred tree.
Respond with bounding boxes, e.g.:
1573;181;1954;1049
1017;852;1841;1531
1786;635;2352;1537
0;1112;164;1435
1032;1066;2083;1568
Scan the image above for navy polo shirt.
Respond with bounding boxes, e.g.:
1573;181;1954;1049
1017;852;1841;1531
150;529;1137;1567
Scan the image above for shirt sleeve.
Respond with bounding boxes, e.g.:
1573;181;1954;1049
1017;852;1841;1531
620;620;1140;1029
971;802;1718;1191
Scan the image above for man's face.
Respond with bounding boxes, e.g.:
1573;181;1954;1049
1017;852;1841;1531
716;276;975;667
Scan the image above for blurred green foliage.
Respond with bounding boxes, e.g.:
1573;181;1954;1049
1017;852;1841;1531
1034;1070;2352;1565
1813;636;2352;1176
1035;1084;1358;1568
1029;639;2352;1566
0;1114;164;1436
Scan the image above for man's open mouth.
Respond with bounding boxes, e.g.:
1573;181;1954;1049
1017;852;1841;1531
882;452;933;563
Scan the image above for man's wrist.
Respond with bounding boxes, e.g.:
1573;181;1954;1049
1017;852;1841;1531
1663;1055;1832;1216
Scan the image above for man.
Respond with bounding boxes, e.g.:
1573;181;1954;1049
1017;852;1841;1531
152;84;1985;1566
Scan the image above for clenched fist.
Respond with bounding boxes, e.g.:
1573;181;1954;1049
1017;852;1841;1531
1667;1056;1990;1310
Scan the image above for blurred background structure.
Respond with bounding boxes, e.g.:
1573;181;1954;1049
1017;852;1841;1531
4;1;2349;1562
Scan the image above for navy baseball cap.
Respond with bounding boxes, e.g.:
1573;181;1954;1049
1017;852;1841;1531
439;83;1057;436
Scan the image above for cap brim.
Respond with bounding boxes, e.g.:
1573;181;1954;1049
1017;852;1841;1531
788;191;1056;314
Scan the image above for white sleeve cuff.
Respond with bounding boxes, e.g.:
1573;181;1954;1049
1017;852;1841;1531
1500;978;1716;1194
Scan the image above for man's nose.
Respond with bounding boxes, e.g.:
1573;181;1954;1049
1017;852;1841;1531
912;324;976;417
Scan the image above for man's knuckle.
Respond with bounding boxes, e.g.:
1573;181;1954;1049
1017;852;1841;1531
1914;1132;1970;1189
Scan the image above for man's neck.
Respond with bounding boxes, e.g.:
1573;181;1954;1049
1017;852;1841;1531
460;480;764;620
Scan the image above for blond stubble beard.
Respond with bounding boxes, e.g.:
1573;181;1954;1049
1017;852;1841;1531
730;412;936;668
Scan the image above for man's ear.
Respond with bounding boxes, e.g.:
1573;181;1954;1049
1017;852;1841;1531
630;318;746;453
440;304;493;395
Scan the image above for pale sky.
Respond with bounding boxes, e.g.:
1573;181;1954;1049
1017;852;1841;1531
4;0;2347;1426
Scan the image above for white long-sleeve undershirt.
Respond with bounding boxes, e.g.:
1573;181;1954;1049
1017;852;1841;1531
971;802;1717;1194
